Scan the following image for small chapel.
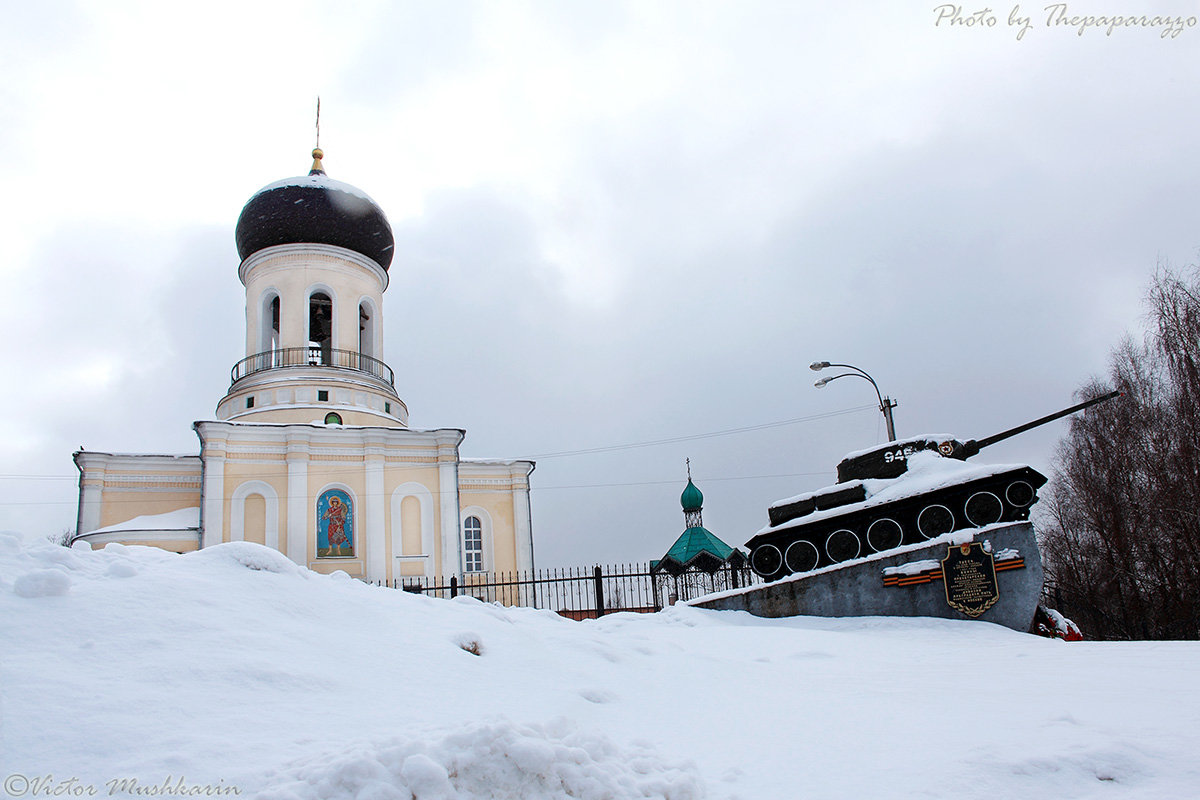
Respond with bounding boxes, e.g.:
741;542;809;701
71;146;536;586
651;466;747;603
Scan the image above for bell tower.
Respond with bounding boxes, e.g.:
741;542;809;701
214;148;407;427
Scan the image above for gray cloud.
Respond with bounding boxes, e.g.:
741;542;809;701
4;2;1198;567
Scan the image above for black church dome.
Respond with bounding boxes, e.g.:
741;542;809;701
235;149;394;269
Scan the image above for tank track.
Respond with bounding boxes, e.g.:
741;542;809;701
747;466;1047;579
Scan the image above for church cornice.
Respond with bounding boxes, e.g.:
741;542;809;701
238;243;390;291
195;419;464;447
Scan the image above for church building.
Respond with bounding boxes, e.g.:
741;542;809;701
71;147;535;586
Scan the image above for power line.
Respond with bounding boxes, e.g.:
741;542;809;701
0;475;78;481
521;405;874;459
531;470;831;491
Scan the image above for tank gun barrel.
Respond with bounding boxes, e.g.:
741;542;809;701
960;390;1121;458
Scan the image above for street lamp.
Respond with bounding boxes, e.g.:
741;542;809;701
810;361;898;442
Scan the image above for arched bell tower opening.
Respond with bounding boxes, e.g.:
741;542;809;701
359;299;376;361
308;291;334;364
216;147;407;426
258;293;280;354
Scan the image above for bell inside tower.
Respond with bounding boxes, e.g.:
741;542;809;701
309;292;333;364
268;296;280;350
359;303;374;360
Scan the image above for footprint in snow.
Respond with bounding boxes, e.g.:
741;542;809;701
579;689;616;704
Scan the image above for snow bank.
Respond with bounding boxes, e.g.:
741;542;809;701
257;719;702;800
3;534;1200;799
12;568;72;597
186;541;306;574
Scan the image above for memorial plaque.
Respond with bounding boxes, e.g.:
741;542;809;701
941;543;999;617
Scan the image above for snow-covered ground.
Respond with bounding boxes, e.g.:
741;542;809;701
2;533;1198;799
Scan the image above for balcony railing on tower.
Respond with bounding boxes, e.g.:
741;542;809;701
230;347;395;386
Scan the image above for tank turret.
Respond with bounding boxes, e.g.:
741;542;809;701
748;391;1120;580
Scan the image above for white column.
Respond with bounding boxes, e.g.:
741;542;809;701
364;436;386;582
76;461;105;534
513;475;534;573
512;464;535;605
201;449;226;549
286;436;310;566
438;460;461;578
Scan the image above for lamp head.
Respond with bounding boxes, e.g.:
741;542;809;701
814;377;831;388
809;361;831;371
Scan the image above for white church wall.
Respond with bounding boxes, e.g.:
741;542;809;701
73;156;535;592
458;460;535;575
73;452;203;536
459;505;495;574
390;482;436;581
229;479;280;550
240;244;386;355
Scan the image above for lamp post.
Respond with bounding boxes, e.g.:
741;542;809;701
810;361;898;442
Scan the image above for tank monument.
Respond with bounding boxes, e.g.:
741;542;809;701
693;384;1120;634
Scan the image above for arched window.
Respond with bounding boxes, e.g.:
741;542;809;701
359;301;375;361
308;291;333;364
463;516;484;572
317;488;353;558
259;293;281;361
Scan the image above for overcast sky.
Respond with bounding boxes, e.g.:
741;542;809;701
2;1;1197;567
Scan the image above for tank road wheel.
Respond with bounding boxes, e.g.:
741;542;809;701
866;518;904;552
964;491;1004;527
1006;480;1036;508
751;544;783;578
917;504;955;539
784;540;820;573
825;529;861;563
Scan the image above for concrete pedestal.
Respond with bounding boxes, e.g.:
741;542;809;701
692;522;1043;633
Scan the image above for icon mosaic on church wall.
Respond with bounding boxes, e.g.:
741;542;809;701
317;489;354;557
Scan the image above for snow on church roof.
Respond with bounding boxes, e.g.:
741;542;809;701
235;152;394;269
88;507;200;534
252;173;377;204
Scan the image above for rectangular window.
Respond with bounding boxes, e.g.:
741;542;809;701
464;516;484;572
317;390;329;402
385;402;391;414
466;548;483;572
246;396;255;409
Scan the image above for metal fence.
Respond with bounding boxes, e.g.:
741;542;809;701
230;346;395;386
377;562;764;619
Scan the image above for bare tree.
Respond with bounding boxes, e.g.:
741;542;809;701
1039;265;1200;639
47;529;75;547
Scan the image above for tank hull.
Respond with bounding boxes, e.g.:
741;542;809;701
748;465;1047;579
